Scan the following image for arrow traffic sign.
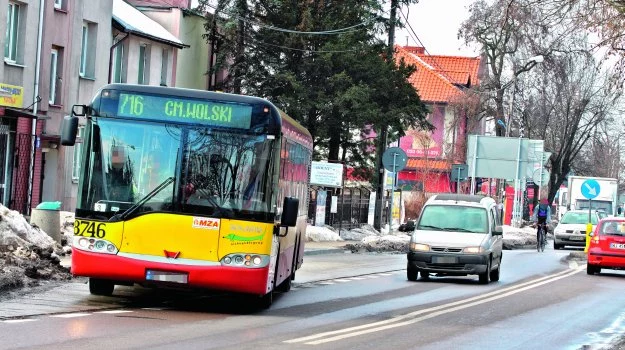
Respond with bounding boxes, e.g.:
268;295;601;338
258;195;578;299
581;179;600;200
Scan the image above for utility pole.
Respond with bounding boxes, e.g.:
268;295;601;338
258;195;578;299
374;0;398;230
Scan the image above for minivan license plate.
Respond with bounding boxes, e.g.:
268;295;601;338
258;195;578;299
610;243;625;250
433;256;458;264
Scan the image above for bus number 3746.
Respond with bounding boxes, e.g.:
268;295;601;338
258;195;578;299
74;220;107;238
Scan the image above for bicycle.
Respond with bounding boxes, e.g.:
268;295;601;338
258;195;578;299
536;222;547;252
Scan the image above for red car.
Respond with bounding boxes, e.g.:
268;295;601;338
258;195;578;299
587;218;625;275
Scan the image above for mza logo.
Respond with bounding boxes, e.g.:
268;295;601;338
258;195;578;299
192;217;220;230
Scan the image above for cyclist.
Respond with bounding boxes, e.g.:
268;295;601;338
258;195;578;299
532;198;552;247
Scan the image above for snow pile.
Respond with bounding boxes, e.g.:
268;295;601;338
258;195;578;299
502;225;539;249
340;224;380;241
0;205;71;294
306;225;344;242
0;205;55;248
60;211;75;247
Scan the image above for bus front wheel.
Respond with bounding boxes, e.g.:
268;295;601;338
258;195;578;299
89;278;115;296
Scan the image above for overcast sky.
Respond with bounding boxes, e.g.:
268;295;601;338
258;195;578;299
190;0;479;57
395;0;479;57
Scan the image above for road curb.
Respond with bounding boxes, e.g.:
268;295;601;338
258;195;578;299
304;248;348;256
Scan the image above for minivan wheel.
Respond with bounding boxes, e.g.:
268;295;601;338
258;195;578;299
479;260;491;284
489;266;500;282
407;267;418;281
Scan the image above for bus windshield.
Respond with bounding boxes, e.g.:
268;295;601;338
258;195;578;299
76;118;276;220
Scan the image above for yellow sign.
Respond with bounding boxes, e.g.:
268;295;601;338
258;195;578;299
392;191;401;220
0;83;23;108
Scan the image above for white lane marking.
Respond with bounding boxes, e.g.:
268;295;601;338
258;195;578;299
50;313;91;318
334;279;353;283
95;310;134;314
349;277;366;280
377;273;393;276
285;267;582;345
319;282;335;285
2;319;37;323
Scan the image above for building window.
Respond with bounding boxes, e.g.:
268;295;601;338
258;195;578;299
112;41;124;83
49;49;58;104
79;24;87;76
5;2;19;62
138;44;150;85
160;49;168;86
72;126;84;181
54;0;62;9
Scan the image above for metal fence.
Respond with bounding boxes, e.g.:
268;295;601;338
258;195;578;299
308;187;389;231
12;133;33;214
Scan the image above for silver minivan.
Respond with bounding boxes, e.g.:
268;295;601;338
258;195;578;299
407;194;503;284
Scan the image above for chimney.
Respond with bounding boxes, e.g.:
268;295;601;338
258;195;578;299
403;46;425;55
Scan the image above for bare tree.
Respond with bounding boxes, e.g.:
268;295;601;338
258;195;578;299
517;52;622;203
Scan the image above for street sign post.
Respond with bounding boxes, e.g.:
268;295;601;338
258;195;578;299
382;147;407;229
451;164;468;193
581;178;600;252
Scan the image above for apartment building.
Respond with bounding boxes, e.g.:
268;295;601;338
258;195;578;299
127;0;224;90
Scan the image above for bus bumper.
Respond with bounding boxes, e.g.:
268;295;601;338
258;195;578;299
71;249;271;295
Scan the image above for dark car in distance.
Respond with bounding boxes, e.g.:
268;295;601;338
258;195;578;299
399;220;416;232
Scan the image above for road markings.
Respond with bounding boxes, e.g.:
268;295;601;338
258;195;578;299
285;267;584;345
50;313;91;318
95;310;134;314
2;319;37;323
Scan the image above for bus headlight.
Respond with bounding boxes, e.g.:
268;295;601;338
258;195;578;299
220;254;269;268
73;236;118;255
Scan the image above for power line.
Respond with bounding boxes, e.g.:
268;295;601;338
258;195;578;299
202;2;372;35
398;7;461;87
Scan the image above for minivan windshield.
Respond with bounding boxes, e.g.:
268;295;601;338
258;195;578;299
561;211;598;225
417;205;488;233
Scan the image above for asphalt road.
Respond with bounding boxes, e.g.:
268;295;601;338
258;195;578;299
1;246;624;350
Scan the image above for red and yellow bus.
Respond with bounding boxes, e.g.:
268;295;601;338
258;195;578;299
62;84;312;308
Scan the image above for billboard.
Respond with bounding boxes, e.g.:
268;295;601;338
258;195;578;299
310;162;344;187
0;83;23;108
399;105;444;158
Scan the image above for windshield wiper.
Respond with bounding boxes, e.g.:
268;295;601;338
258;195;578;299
441;227;475;232
110;177;175;221
418;225;442;230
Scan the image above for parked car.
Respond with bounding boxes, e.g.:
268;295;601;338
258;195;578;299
587;218;625;275
553;210;602;249
399;220;416;232
407;194;503;284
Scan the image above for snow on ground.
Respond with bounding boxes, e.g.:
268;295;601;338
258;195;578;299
0;205;71;295
307;223;548;253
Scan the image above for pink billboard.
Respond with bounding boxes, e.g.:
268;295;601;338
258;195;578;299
400;106;444;158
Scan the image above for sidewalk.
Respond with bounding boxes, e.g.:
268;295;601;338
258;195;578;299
303;240;351;255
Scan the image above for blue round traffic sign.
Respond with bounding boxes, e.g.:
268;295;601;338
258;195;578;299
581;179;600;200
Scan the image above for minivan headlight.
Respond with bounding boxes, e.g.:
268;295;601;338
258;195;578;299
463;246;485;254
410;243;430;252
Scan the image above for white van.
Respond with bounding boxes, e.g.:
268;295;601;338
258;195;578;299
407;194;503;284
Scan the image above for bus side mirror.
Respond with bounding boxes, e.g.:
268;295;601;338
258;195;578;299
61;116;79;146
281;197;299;227
72;104;88;116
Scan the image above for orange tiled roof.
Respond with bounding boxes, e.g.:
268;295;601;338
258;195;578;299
406;158;451;171
418;55;481;86
394;46;481;103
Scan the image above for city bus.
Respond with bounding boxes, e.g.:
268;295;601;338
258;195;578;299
61;84;312;308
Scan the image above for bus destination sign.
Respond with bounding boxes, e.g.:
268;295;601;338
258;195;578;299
117;93;253;129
